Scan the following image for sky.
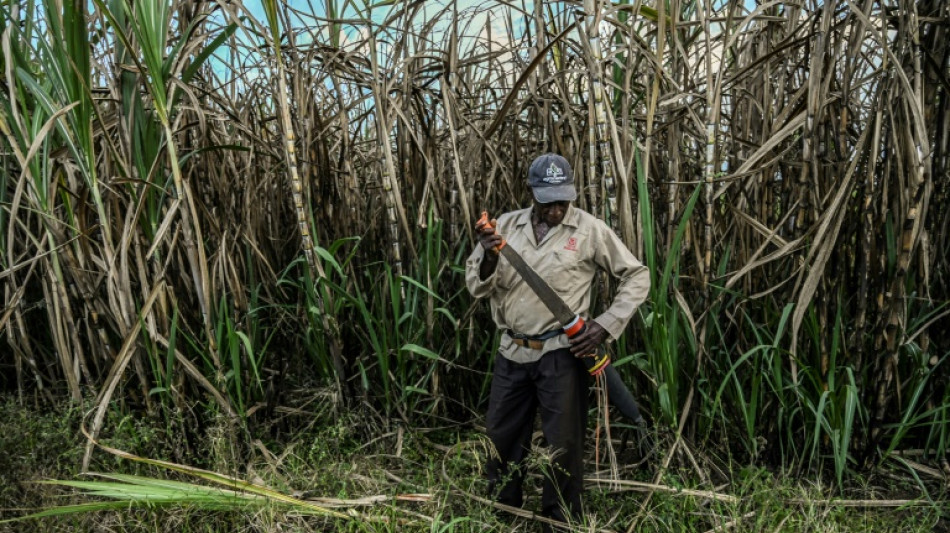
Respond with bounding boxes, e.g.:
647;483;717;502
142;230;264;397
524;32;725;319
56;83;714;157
237;1;587;53
234;0;760;59
230;0;543;75
241;0;505;38
221;0;765;92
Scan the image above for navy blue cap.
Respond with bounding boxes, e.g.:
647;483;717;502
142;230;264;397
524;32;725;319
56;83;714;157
527;153;576;203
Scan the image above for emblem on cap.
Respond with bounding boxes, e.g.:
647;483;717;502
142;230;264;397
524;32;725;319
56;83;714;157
544;163;566;184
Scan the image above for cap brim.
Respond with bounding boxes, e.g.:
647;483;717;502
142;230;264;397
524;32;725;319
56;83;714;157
532;185;577;203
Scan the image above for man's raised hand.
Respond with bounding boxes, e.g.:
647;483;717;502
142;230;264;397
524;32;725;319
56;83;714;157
475;215;504;252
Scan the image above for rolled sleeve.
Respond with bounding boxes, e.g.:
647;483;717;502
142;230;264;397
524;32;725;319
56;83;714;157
465;246;496;299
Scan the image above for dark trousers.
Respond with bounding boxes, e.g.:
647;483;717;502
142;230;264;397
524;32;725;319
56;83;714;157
486;348;589;524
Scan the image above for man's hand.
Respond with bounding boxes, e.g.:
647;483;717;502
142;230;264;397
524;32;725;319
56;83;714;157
569;320;609;358
475;216;503;252
476;215;502;280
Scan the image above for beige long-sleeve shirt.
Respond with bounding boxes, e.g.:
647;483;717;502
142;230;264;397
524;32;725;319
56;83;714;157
465;206;651;363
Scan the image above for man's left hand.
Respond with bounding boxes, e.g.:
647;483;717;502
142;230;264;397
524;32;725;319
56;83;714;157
569;320;609;358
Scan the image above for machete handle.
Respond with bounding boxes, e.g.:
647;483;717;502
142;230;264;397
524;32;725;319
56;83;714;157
564;316;611;376
477;211;506;253
563;315;586;338
585;353;611;377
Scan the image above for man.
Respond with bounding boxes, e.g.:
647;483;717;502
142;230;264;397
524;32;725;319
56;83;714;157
465;153;651;527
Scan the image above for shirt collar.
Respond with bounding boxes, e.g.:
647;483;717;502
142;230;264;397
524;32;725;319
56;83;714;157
512;204;579;229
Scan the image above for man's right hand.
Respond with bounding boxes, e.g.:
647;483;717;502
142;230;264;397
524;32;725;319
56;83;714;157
476;216;504;252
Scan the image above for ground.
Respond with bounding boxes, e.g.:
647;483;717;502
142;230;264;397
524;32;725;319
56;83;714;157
0;396;945;532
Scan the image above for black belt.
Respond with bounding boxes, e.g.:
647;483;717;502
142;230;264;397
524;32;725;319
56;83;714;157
507;328;563;350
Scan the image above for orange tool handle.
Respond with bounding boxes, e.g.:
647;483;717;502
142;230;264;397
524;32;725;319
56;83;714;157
563;315;586;338
477;211;507;253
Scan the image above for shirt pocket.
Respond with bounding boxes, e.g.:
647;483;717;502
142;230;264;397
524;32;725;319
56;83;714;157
549;248;582;293
495;256;519;290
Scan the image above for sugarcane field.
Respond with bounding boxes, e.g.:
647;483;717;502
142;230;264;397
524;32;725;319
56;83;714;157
1;0;948;531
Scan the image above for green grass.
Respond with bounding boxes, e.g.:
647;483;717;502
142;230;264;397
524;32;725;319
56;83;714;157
0;396;944;533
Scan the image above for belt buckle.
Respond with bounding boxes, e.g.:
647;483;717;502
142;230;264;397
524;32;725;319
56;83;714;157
513;338;544;350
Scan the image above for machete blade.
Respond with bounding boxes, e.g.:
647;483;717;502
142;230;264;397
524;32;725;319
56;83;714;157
498;245;576;325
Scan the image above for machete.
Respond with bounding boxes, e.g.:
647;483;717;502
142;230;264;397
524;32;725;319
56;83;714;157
477;212;645;427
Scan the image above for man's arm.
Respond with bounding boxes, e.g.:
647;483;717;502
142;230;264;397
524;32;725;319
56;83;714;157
464;215;505;297
479;249;499;280
475;215;503;280
590;224;651;341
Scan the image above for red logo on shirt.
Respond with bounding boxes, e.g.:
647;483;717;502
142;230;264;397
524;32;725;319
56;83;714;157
564;237;578;251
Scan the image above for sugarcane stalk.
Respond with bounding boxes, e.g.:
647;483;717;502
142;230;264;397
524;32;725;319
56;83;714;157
587;100;599;218
45;260;82;401
702;121;715;288
700;0;720;301
443;80;474;245
641;0;665;268
666;126;680;249
854;93;884;374
327;65;359;237
873;2;932;446
442;3;472;245
168;134;216;348
367;31;415;286
583;0;618;232
261;0;346;399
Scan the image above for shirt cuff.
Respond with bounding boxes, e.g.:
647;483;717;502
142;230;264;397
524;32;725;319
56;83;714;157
592;314;624;342
467;270;496;299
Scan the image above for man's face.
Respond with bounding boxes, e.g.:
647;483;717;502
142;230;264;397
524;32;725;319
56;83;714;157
534;200;570;227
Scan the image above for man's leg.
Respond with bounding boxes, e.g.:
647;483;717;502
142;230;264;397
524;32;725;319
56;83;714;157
535;348;589;524
486;355;538;508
